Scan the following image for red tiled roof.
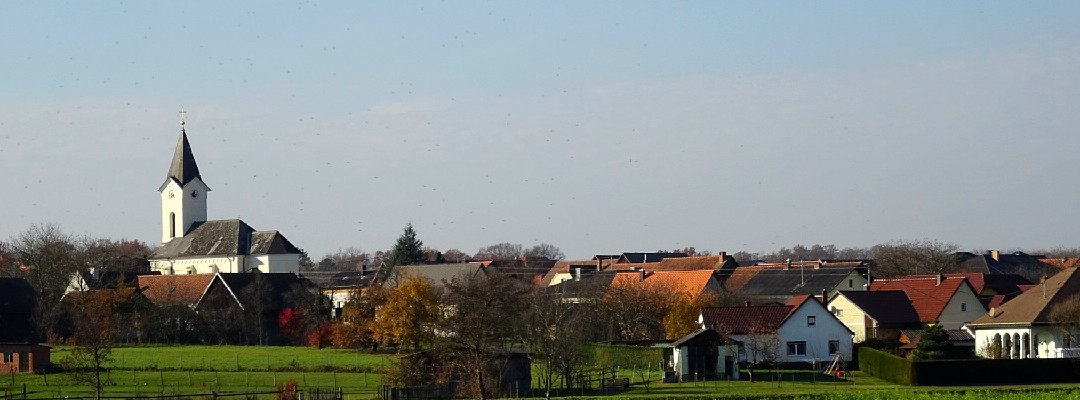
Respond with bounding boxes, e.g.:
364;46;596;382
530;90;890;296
869;276;971;324
901;273;1031;297
137;274;215;307
700;304;794;334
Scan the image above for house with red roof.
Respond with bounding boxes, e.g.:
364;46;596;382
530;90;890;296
698;295;853;364
870;275;986;330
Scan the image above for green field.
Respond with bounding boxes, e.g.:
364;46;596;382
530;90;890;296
2;346;1079;399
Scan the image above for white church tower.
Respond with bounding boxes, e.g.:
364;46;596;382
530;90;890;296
157;116;210;244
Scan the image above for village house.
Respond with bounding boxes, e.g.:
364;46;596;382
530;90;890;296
827;290;922;342
699;294;854;365
0;343;50;374
956;250;1057;283
723;262;869;303
870;275;986;330
965;267;1080;359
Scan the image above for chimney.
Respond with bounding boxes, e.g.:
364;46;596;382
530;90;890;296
936;273;943;286
785;259;792;270
574;267;582;282
639;268;647;282
821;289;829;305
990;250;1000;261
718;251;727;262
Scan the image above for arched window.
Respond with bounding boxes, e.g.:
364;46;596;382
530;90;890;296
170;212;176;238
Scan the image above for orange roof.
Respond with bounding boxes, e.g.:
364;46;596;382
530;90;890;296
721;267;766;291
137;274;215;307
870;276;971;324
610;270;717;298
1040;258;1080;270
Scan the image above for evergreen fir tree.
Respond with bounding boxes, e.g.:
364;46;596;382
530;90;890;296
385;223;425;267
915;324;953;360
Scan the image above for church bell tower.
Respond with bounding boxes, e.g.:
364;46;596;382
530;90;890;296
158;111;209;244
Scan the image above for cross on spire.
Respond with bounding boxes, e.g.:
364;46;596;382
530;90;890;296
179;108;187;128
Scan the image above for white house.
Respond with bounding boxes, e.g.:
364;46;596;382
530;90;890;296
699;294;854;365
149;119;302;274
965;267;1080;359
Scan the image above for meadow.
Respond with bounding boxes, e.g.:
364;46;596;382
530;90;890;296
2;346;1078;399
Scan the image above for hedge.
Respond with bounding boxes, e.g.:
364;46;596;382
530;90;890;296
859;346;1080;385
912;358;1080;385
589;344;665;369
857;347;912;385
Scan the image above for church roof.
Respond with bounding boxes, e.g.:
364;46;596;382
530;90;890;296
150;219;301;259
166;128;203;187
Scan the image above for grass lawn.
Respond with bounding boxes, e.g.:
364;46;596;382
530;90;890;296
3;346;1079;399
55;345;396;372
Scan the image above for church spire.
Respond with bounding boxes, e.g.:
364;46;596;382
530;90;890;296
167;110;202;186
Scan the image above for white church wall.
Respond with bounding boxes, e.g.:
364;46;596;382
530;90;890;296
247;254;300;273
151;256;239;275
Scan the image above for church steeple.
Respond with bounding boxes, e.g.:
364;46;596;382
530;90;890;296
167;127;202;186
159;111;210;244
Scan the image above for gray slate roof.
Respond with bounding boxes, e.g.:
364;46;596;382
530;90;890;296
835;290;921;326
168;129;202;186
151;219;301;259
740;267;864;300
388;263;485;289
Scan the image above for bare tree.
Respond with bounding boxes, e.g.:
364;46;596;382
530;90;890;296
437;272;528;400
522;285;594;398
872;239;960;278
1050;295;1080;348
442;248;470;263
599;278;676;341
742;323;780;383
474;243;524;261
524;243;566;261
61;287;135;399
6;223;79;339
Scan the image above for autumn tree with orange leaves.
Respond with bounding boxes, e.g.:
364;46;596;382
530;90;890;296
662;292;718;339
371;274;440;350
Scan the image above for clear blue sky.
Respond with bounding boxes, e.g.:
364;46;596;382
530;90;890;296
3;1;1080;260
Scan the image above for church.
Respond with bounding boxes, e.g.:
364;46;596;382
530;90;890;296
148;118;302;274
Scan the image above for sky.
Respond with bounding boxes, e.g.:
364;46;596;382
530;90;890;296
2;1;1080;260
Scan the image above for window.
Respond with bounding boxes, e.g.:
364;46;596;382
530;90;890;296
170;212;176;238
831;307;844;317
961;302;967;312
848;278;853;288
787;341;806;356
807;315;816;327
829;340;840;355
3;353;11;363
